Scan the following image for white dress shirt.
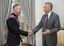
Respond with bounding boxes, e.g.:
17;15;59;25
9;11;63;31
47;11;52;19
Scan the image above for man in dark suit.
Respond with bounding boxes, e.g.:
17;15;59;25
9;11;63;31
29;2;60;46
6;4;29;46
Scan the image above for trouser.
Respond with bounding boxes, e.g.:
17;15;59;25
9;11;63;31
43;36;56;46
43;35;47;46
7;45;19;46
7;43;22;46
7;42;22;46
43;41;56;46
43;39;47;46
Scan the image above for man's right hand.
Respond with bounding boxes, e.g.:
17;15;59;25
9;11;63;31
28;30;33;36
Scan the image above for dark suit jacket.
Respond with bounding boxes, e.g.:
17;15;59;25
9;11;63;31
6;13;28;45
32;12;60;46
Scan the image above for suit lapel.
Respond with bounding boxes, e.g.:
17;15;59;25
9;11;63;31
43;12;53;27
42;15;46;29
43;15;46;24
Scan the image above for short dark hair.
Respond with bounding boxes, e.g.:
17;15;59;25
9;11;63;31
45;2;53;10
13;4;20;9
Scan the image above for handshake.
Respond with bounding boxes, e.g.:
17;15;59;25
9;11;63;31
28;29;50;36
28;30;34;36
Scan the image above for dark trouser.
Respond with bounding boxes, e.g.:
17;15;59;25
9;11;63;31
43;35;56;46
43;35;47;46
43;43;56;46
43;39;47;46
43;42;56;46
6;44;19;46
43;40;56;46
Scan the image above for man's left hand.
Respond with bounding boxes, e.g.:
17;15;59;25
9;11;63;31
42;29;50;35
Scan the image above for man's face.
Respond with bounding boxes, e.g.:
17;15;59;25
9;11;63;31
14;6;21;16
44;4;51;14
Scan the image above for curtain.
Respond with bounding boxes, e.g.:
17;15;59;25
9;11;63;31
0;0;3;45
19;0;35;45
0;0;12;45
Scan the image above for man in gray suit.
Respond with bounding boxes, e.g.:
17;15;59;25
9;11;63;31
29;2;60;46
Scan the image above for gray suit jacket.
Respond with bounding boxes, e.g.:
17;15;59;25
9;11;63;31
32;12;60;46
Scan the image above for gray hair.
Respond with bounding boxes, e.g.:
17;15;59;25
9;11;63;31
45;2;53;10
13;4;20;9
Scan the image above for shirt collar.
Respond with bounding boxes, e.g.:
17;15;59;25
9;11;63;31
11;13;18;19
47;11;52;18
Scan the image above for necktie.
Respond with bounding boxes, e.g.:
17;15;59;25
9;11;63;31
45;15;48;29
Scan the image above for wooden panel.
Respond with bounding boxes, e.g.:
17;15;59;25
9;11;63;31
57;30;64;46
